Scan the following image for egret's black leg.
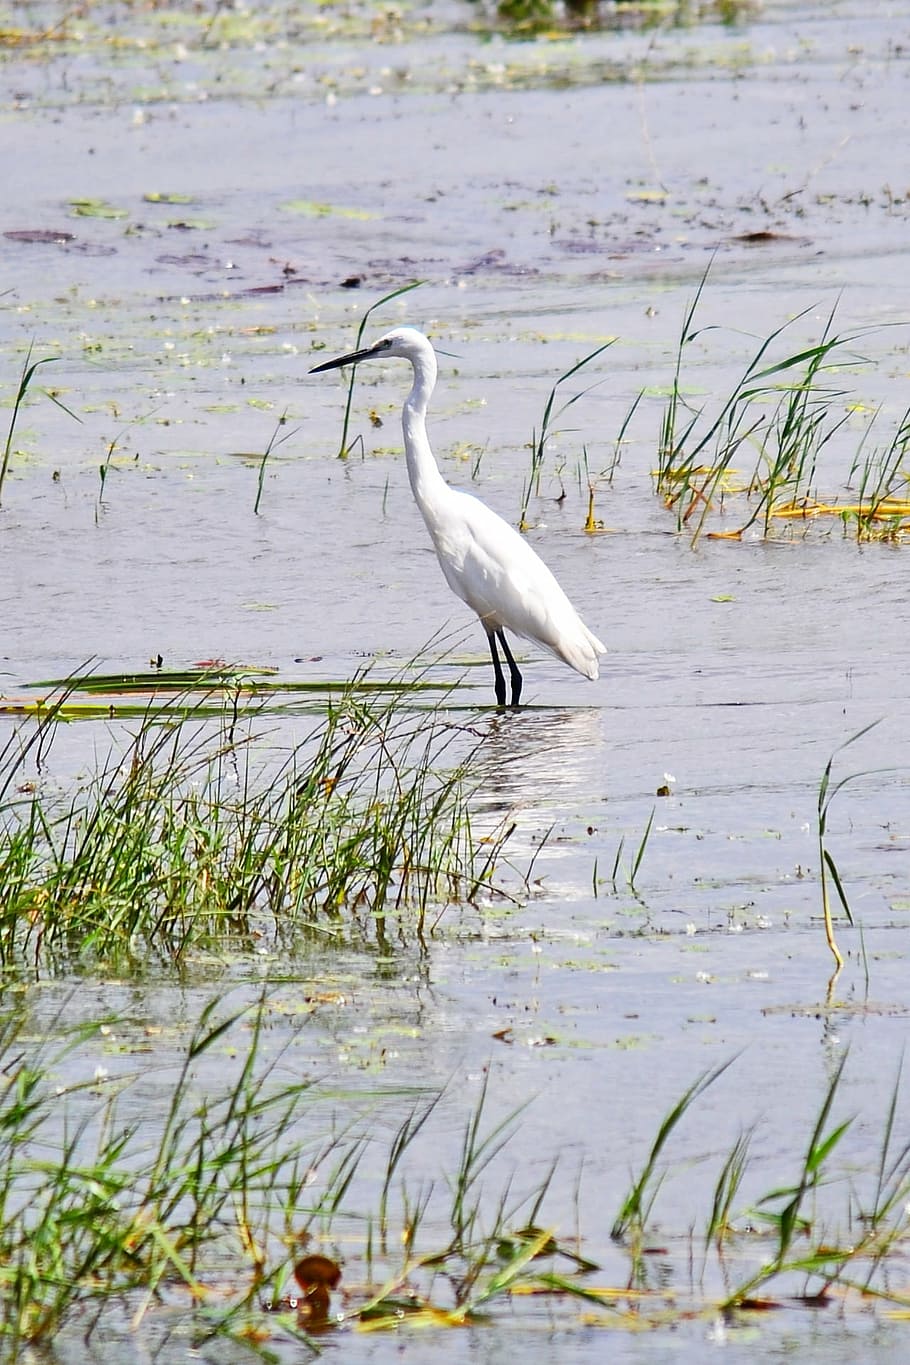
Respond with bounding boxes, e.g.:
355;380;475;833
497;630;522;709
487;631;507;707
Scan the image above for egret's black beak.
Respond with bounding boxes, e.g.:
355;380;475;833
309;344;380;374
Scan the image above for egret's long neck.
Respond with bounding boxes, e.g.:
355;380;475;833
401;348;450;528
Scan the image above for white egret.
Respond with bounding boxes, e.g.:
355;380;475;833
310;327;605;707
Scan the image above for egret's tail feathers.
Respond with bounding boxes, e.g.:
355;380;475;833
560;626;606;681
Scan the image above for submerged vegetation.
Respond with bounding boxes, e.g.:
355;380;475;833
0;0;761;54
469;0;758;36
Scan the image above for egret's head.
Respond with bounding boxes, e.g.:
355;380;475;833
309;326;431;375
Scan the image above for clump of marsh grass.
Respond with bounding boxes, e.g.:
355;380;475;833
0;996;322;1354
552;1053;910;1330
339;1070;589;1332
0;998;588;1356
0;672;512;971
657;274;910;544
360;1050;910;1340
607;804;655;896
611;1057;735;1245
657;275;864;543
717;1052;855;1310
844;403;910;540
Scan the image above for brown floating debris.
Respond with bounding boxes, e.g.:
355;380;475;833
4;229;75;244
730;230;811;245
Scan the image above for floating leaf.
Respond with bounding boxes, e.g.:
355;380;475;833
69;198;128;219
26;669;451;711
144;191;194;204
279;199;374;220
167;218;217;231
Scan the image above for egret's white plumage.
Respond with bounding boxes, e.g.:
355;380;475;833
311;326;605;706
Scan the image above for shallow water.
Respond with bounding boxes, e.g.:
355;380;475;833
3;0;910;1359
